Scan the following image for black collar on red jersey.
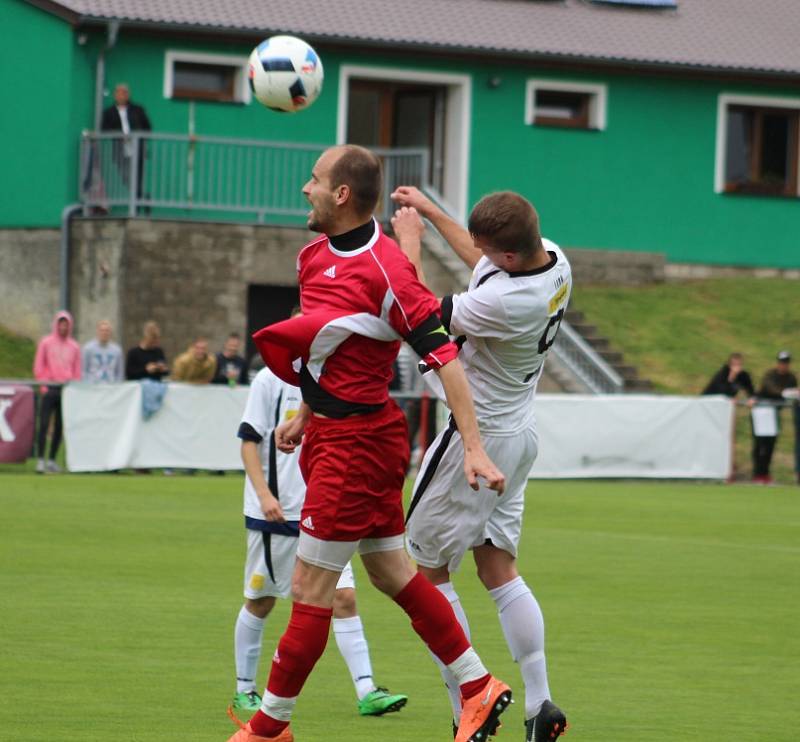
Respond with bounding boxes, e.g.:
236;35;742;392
328;219;376;251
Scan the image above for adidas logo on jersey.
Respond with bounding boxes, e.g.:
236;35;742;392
302;516;314;531
323;265;336;279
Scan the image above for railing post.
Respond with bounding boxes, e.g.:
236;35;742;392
128;135;140;216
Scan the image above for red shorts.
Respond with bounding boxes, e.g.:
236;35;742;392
299;400;410;542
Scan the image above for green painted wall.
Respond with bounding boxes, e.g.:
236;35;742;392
0;0;94;227
2;4;799;267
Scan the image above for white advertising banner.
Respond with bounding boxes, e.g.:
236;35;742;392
530;394;734;479
63;382;250;472
63;385;734;478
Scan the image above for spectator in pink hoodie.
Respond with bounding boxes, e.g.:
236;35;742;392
33;310;81;473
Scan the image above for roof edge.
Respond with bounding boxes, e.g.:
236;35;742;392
22;0;80;25
72;15;800;81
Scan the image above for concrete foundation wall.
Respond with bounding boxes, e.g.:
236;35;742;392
0;228;61;341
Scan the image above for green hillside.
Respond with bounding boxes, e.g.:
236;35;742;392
574;277;799;483
0;324;36;378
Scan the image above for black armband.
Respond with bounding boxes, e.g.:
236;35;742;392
406;313;452;358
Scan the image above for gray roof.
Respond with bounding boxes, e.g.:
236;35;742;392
39;0;800;77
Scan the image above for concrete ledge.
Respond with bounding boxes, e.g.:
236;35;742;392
563;246;666;285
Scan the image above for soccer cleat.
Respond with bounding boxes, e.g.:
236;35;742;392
455;676;512;742
36;459;45;474
232;690;263;713
524;700;568;741
226;707;293;742
45;460;62;473
358;686;409;716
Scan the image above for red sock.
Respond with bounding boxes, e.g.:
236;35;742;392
393;572;471;665
460;673;491;700
249;602;332;737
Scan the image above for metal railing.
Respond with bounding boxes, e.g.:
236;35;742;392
79;132;428;223
419;186;625;394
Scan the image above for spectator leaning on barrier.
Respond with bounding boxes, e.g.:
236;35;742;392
125;321;169;381
752;351;798;484
213;332;249;386
33;310;81;474
172;337;217;384
702;353;755;399
82;320;124;383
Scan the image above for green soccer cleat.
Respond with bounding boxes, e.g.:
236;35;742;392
357;687;409;716
232;690;263;713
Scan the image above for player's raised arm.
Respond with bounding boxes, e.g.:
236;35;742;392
436;359;505;494
391;185;482;270
391;206;427;283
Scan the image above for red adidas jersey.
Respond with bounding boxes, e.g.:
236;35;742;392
297;220;456;406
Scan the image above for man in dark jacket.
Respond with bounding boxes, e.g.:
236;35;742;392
100;83;151;202
702;353;755;399
752;351;798;484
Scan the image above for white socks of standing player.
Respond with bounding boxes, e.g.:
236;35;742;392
234;605;265;694
333;615;376;700
434;582;471;721
489;576;551;720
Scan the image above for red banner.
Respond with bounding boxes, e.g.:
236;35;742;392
0;384;35;463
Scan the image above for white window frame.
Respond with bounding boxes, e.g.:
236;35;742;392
163;50;251;104
525;79;608;131
337;65;472;221
714;93;800;195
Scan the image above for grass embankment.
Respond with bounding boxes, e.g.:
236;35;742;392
575;277;799;482
0;324;36;378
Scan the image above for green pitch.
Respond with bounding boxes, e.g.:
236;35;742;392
1;474;798;741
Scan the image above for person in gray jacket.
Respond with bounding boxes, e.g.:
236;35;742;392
82;320;124;383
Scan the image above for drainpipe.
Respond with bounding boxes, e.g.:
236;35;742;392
59;204;83;312
94;20;120;130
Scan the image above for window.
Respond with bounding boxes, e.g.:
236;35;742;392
164;51;251;104
526;80;607;130
716;95;800;197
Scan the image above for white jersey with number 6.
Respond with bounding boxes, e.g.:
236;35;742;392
442;239;571;434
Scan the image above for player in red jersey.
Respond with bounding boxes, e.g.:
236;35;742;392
225;145;511;742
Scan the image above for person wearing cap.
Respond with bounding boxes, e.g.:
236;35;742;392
752;351;798;484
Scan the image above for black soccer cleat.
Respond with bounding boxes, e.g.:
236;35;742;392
525;700;568;741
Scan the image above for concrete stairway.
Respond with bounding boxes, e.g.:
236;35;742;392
564;308;653;392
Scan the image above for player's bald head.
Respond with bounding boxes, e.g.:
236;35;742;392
326;145;382;218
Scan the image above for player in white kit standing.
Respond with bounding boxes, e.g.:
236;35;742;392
391;187;570;742
232;364;407;719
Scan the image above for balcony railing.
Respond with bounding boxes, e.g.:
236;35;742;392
79;131;429;223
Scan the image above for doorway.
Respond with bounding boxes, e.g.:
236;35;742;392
337;66;472;219
246;284;300;367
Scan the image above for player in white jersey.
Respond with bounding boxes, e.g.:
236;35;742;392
391;187;570;742
232;365;408;718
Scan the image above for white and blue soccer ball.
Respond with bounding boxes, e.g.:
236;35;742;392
248;35;324;113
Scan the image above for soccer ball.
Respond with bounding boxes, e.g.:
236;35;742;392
248;36;324;113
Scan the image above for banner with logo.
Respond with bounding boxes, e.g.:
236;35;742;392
0;385;35;463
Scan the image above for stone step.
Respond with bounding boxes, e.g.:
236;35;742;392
568;322;598;336
583;336;611;351
598;350;624;365
625;378;654;392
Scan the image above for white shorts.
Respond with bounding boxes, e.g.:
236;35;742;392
244;529;355;599
405;422;538;573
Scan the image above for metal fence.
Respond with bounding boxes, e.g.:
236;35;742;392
79;132;428;223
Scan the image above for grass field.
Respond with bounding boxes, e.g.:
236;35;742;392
1;473;798;741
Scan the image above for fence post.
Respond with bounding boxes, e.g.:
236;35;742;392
128;135;139;217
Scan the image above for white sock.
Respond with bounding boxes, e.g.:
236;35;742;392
489;576;550;719
333;615;375;700
234;605;265;694
434;582;473;721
